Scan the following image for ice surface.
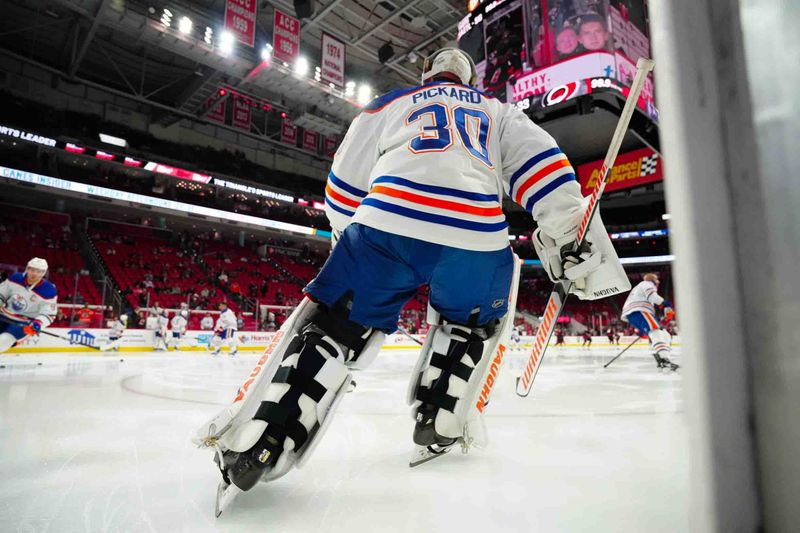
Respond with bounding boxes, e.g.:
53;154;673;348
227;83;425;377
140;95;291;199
0;346;689;532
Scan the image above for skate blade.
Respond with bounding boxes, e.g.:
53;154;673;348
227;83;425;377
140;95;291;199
215;481;242;517
409;445;451;468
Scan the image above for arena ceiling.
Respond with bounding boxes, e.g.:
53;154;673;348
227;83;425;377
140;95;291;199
0;0;465;129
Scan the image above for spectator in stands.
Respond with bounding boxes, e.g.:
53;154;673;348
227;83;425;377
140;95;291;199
201;313;214;330
260;279;269;297
76;304;94;327
275;289;284;305
236;313;244;330
218;271;229;285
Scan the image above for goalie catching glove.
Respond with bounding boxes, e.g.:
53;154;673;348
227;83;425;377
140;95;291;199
533;209;630;300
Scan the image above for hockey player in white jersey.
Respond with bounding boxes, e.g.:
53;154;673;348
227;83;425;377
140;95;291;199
169;310;188;351
195;48;628;511
102;314;127;352
0;258;58;353
621;273;678;370
510;325;522;350
154;310;169;351
210;302;239;356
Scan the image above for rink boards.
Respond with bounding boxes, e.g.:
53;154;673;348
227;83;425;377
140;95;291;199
6;328;681;353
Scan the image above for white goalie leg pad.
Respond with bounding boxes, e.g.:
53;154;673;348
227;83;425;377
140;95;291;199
193;298;317;449
649;328;672;356
207;297;383;488
410;254;521;448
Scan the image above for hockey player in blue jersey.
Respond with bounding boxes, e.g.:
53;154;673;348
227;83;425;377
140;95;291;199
0;258;58;353
195;48;629;511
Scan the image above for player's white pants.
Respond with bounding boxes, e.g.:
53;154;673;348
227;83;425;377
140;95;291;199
154;331;168;351
211;329;239;353
102;337;122;351
169;333;183;350
649;328;672;357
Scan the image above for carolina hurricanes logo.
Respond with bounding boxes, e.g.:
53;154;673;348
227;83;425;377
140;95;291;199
9;294;27;313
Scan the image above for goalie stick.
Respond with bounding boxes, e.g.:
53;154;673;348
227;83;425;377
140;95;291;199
515;57;655;397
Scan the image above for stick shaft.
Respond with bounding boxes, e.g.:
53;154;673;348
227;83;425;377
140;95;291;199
603;336;640;368
516;58;655;397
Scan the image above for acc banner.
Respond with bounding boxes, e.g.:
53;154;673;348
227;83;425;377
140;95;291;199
320;33;345;88
206;96;226;124
323;135;339;158
302;130;319;153
281;118;298;145
274;9;300;64
224;0;257;47
232;97;251;131
578;147;662;196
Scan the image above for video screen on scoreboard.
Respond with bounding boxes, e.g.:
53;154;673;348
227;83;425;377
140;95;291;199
457;0;655;117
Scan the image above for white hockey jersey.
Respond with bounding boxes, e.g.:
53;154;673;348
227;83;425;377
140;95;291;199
215;308;237;331
170;315;187;334
621;280;664;319
109;319;125;339
157;315;169;332
0;272;58;327
326;81;582;251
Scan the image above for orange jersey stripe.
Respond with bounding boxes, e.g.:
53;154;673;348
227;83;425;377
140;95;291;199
513;158;572;204
326;184;361;209
369;185;504;217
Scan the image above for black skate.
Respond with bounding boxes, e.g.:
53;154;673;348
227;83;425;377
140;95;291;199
211;431;284;517
655;354;680;372
226;432;284;491
409;403;458;467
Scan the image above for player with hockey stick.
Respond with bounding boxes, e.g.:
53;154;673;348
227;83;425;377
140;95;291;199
194;48;628;514
169;309;188;351
620;273;678;370
154;309;169;351
102;314;127;352
0;258;58;353
210;301;239;357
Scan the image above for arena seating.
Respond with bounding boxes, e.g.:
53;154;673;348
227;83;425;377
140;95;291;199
0;206;102;307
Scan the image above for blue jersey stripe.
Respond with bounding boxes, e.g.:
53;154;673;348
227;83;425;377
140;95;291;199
509;147;563;197
325;197;356;217
371;175;498;202
328;171;367;198
524;173;576;212
361;198;508;232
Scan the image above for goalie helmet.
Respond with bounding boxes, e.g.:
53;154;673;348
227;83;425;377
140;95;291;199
421;48;478;86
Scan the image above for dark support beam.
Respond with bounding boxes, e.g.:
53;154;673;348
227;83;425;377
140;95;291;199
69;0;108;78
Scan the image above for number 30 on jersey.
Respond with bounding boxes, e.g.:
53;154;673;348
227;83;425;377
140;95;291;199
405;103;494;169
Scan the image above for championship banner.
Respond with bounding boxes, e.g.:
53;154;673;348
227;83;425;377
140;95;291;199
281;118;298;145
320;33;345;88
232;97;251;131
206;96;226;124
323;135;339;158
273;9;300;64
302;130;319;153
577;146;662;196
224;0;257;47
